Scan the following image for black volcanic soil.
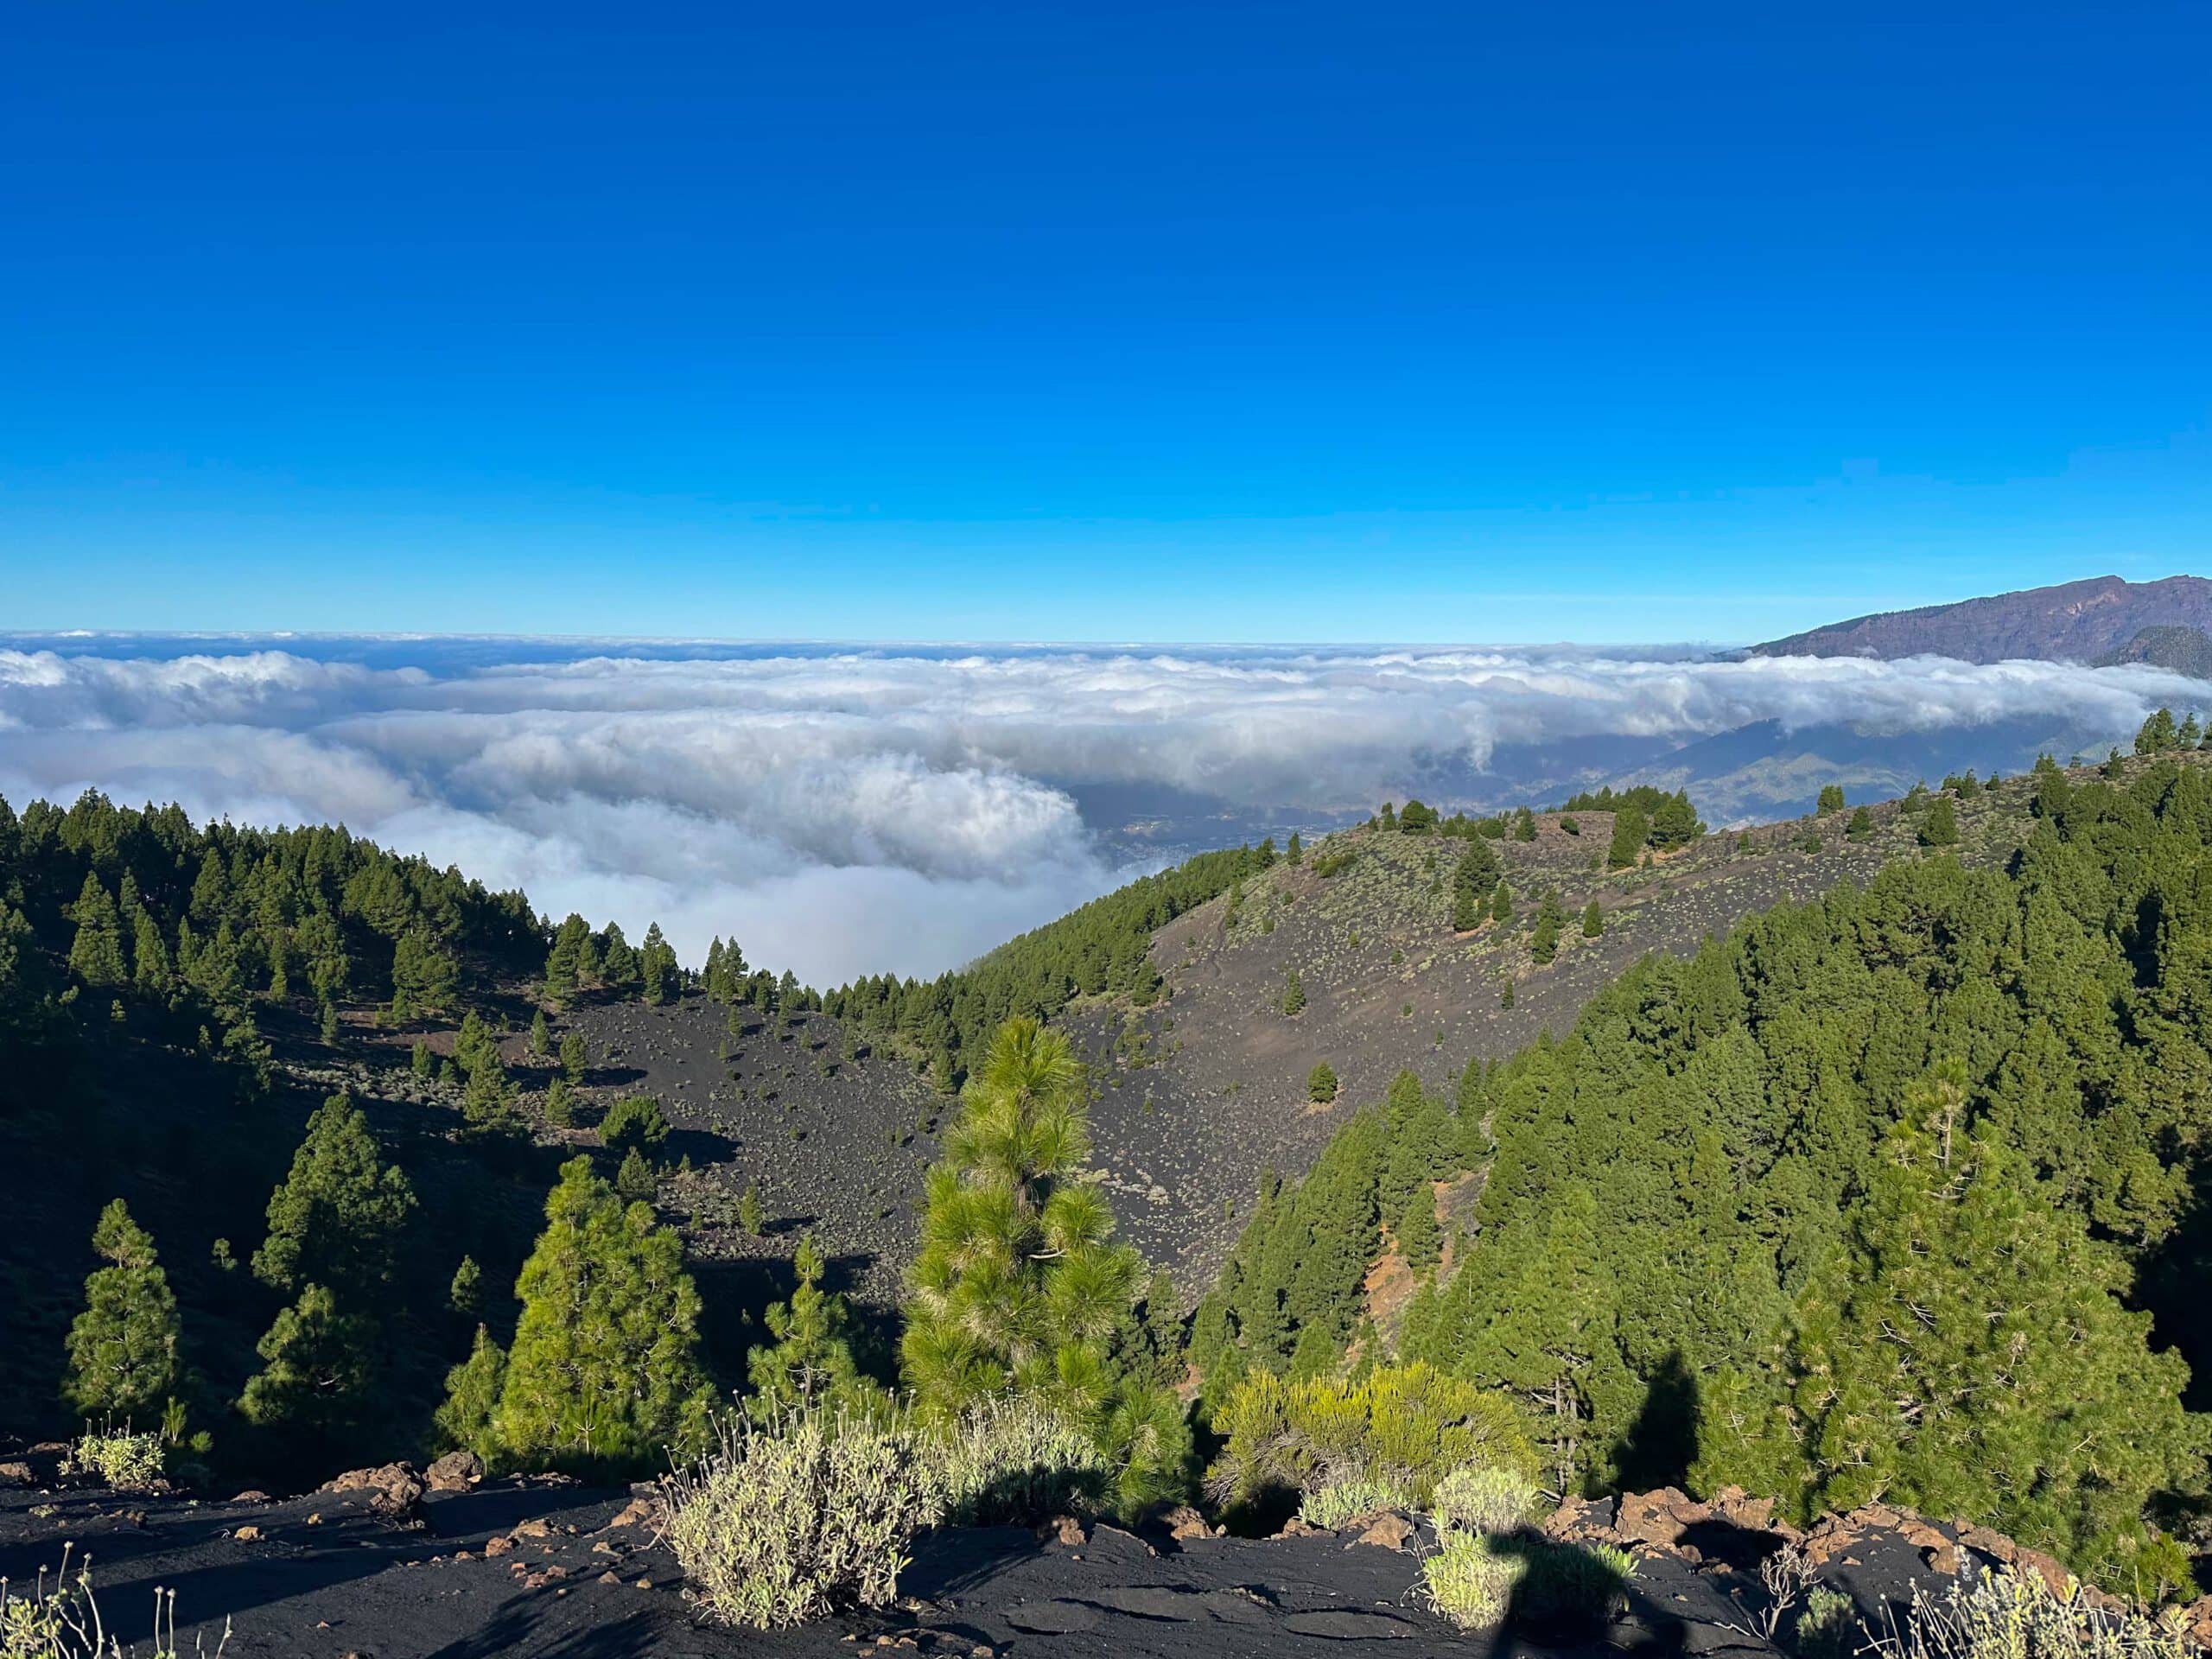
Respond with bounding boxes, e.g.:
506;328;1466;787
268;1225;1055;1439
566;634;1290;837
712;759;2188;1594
0;1478;1557;1658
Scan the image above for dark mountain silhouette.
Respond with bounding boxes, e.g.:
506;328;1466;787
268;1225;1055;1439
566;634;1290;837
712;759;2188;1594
1753;574;2212;664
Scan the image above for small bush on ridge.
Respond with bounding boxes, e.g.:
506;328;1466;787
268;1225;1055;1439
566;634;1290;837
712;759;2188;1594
1300;1478;1414;1529
60;1427;165;1491
1422;1533;1526;1630
1430;1464;1536;1536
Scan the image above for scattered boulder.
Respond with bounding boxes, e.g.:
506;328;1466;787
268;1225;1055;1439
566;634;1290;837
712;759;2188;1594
321;1461;425;1518
1162;1505;1211;1541
1348;1512;1415;1552
233;1524;264;1542
0;1462;37;1487
425;1450;483;1492
600;1496;659;1531
1039;1514;1089;1548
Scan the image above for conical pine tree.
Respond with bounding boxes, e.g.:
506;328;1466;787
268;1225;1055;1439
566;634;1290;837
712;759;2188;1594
900;1018;1141;1419
62;1199;181;1423
493;1157;715;1476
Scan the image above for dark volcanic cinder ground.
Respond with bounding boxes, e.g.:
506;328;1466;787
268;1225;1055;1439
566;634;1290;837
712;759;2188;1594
3;1471;2014;1659
0;1478;1536;1658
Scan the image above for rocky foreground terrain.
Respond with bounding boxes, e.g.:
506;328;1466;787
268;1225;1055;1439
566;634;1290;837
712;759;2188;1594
10;1442;2193;1659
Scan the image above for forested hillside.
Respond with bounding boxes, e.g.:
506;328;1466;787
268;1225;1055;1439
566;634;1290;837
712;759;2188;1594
1192;738;2212;1592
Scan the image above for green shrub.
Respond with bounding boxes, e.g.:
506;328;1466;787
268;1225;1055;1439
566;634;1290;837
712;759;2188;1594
1516;1539;1635;1630
1300;1478;1414;1529
1207;1363;1535;1513
1430;1464;1536;1535
60;1427;165;1491
1798;1586;1859;1659
1422;1532;1525;1630
1866;1568;2196;1659
600;1094;671;1155
928;1395;1112;1526
662;1406;943;1631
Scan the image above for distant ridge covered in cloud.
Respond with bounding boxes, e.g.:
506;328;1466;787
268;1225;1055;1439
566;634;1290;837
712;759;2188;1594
0;634;2193;984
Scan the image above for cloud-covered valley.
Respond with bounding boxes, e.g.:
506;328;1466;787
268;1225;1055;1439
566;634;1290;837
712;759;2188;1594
0;636;2196;984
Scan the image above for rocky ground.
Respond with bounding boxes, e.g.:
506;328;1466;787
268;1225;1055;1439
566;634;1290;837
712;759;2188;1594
13;1446;2176;1659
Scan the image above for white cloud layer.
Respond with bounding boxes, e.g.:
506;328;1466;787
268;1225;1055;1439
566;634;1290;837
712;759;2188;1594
0;639;2196;984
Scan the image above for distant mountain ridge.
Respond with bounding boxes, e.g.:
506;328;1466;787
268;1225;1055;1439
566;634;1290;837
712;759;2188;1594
1753;574;2212;664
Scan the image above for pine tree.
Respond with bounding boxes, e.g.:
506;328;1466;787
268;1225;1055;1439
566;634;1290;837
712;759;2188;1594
1531;890;1564;964
737;1180;766;1236
448;1255;483;1316
600;1095;670;1156
559;1028;588;1083
1607;805;1649;870
1451;840;1499;930
1307;1061;1339;1103
1396;1182;1441;1271
237;1282;378;1455
901;1018;1141;1418
252;1096;416;1297
529;1009;551;1057
1490;880;1513;925
493;1156;715;1475
1287;832;1304;867
1281;968;1306;1016
543;1076;578;1128
1816;784;1847;814
1512;805;1538;842
67;873;128;988
62;1200;181;1424
1919;795;1960;848
614;1145;657;1202
435;1325;507;1459
1746;1070;2200;1575
748;1235;884;1414
543;914;588;1004
2135;707;2181;755
1581;899;1604;938
1649;791;1704;849
130;909;173;996
639;922;673;1005
1846;805;1873;841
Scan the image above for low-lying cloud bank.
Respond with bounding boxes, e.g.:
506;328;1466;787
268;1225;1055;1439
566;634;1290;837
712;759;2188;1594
0;637;2195;984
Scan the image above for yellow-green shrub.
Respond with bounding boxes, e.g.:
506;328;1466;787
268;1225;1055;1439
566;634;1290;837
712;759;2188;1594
1206;1362;1533;1512
1422;1533;1526;1630
1430;1464;1537;1535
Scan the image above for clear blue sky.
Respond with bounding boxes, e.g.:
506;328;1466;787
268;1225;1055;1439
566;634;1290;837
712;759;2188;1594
4;1;2206;643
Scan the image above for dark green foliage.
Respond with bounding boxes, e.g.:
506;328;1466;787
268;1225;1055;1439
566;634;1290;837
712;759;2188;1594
1531;890;1563;964
600;1094;671;1156
2136;707;2182;755
614;1145;658;1202
1649;791;1704;849
1919;794;1960;847
1816;784;1847;813
558;1027;588;1083
492;1156;715;1476
1512;805;1538;842
252;1096;416;1297
1396;1181;1441;1271
1451;839;1500;930
237;1283;379;1459
1490;880;1513;925
1581;899;1603;938
62;1200;181;1424
542;1075;578;1128
1307;1061;1338;1103
67;872;129;988
1201;765;2212;1582
639;921;677;1005
529;1009;550;1057
1399;799;1439;835
448;1255;483;1317
1286;832;1304;866
1281;967;1306;1016
1846;805;1873;841
1606;807;1647;870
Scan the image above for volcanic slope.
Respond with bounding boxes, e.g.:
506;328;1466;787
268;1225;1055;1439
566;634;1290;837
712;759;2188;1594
537;771;2061;1306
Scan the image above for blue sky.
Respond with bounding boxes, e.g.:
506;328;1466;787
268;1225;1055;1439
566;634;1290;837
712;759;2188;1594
4;1;2206;643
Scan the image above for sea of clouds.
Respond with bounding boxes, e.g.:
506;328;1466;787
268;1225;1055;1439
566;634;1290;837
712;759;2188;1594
0;636;2196;985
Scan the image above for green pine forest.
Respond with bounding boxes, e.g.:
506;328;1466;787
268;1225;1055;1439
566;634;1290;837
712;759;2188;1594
1194;741;2212;1591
